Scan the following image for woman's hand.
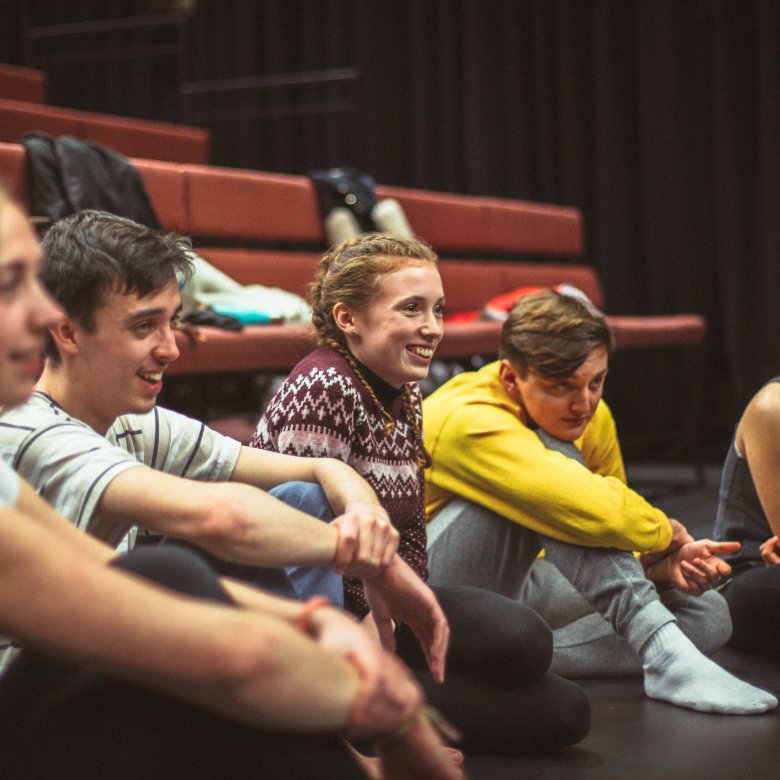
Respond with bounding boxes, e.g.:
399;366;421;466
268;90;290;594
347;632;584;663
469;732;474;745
760;535;780;566
363;556;450;683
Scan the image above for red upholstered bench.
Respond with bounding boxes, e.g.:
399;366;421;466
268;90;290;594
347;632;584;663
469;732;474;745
0;98;81;142
0;140;707;454
0;64;47;103
0;140;29;203
0;98;210;165
0;140;706;376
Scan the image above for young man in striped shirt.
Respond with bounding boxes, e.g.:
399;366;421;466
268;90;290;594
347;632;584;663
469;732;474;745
0;210;449;680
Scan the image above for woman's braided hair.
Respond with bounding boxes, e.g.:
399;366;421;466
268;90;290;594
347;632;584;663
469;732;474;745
310;233;437;468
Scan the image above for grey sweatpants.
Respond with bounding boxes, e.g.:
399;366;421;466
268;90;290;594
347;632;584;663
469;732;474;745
426;434;732;677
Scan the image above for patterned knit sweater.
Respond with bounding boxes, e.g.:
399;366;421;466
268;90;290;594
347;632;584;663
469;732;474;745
251;347;429;617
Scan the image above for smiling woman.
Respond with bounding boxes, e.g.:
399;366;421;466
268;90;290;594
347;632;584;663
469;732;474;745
255;233;446;611
251;233;591;755
332;260;444;390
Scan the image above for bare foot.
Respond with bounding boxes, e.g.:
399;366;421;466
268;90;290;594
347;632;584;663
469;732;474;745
347;739;465;779
377;718;467;779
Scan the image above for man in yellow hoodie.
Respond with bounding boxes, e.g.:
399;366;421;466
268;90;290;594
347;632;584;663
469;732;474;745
423;289;776;715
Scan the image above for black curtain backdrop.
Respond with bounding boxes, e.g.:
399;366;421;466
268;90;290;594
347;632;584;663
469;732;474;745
5;0;780;456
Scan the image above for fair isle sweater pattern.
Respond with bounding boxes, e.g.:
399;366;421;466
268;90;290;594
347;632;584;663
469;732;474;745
252;348;429;617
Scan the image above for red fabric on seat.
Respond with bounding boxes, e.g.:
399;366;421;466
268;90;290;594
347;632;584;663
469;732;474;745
197;248;321;298
0;98;81;142
133;158;187;232
0;64;47;103
607;314;707;349
171;324;317;375
480;197;583;256
377;185;485;252
83;113;209;165
0;141;30;203
0;98;209;165
185;165;324;243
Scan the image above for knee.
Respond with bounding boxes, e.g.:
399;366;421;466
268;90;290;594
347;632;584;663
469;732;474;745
270;481;334;520
435;585;554;686
498;605;554;682
114;545;229;603
725;568;780;656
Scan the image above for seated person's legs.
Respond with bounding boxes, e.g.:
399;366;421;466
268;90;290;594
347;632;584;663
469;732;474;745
533;431;775;712
0;546;363;779
427;498;541;599
163;482;344;606
521;558;732;676
531;429;733;668
427;494;674;670
395;584;590;754
427;494;775;713
724;565;780;659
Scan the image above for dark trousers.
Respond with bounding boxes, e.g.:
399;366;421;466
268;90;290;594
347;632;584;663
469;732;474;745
725;564;780;660
0;546;364;780
396;584;591;755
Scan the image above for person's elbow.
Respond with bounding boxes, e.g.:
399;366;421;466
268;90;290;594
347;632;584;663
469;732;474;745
183;486;254;549
594;515;672;553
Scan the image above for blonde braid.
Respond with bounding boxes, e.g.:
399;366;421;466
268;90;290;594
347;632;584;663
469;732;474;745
401;385;432;469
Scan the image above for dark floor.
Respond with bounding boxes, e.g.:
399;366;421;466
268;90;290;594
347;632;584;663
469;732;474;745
465;462;780;780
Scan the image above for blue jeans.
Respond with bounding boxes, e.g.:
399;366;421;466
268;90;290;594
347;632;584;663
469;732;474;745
270;482;344;607
163;482;344;607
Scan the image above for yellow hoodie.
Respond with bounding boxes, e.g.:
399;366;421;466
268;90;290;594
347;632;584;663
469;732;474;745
423;361;672;553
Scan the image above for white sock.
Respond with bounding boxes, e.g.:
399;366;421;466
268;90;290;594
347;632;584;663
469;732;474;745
641;623;778;715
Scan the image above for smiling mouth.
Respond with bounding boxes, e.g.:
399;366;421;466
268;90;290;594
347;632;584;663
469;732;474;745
408;346;434;358
139;371;164;383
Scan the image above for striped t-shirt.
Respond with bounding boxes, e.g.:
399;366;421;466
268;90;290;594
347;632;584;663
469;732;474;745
0;392;242;548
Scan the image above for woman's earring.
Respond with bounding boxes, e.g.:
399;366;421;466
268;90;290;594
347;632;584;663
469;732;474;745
351;328;358;336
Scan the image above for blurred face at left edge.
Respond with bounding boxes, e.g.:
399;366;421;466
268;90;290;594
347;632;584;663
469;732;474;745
0;200;62;407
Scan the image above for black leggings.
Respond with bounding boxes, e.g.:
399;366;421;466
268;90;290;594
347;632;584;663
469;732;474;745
395;584;591;754
0;547;364;780
724;565;780;660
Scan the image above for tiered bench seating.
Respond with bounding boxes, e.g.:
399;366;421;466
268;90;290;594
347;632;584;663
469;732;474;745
0;62;209;164
0;140;706;378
